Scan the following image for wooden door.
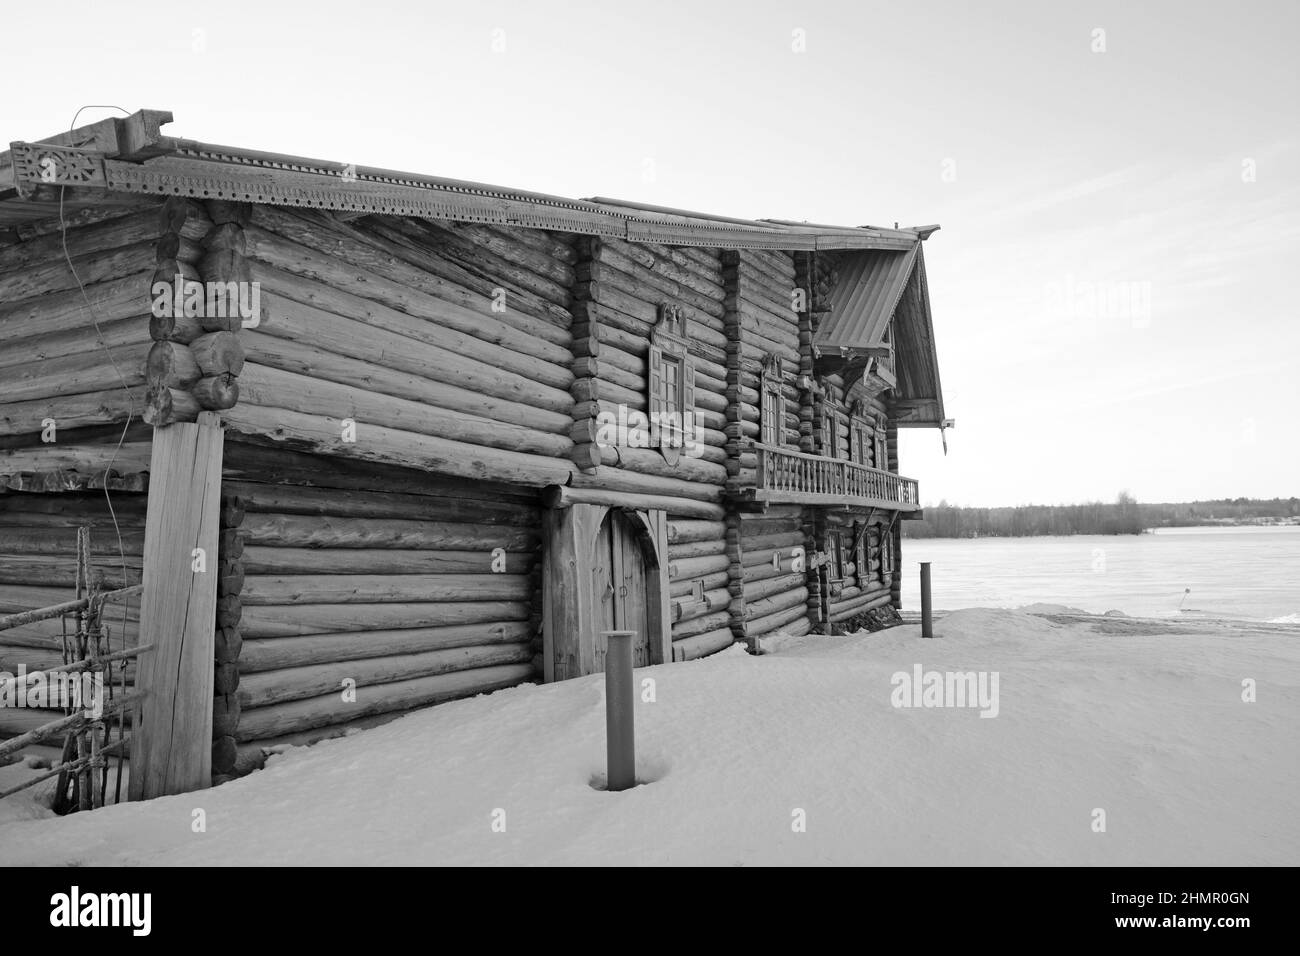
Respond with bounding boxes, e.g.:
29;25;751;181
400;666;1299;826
594;510;652;672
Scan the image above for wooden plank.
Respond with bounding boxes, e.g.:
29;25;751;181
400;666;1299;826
128;412;223;799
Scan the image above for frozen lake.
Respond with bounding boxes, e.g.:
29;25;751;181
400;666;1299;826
900;525;1300;622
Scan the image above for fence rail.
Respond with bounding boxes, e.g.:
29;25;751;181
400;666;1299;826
0;528;143;811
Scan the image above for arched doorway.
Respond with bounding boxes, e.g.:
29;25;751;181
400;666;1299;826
542;498;671;682
592;509;653;671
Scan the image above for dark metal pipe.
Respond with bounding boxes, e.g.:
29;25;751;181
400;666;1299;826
920;562;933;639
603;630;637;791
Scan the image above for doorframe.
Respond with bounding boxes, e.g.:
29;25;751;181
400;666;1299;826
542;501;671;682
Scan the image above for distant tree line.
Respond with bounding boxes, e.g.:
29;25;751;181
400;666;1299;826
903;494;1300;539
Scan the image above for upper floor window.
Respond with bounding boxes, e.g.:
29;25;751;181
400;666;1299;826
760;355;786;446
648;303;694;465
849;401;871;466
874;426;889;472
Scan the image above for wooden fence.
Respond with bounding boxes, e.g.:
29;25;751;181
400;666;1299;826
0;527;147;811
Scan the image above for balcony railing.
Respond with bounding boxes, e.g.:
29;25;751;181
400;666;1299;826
746;442;920;510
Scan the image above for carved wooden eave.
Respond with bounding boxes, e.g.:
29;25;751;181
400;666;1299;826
4;110;931;250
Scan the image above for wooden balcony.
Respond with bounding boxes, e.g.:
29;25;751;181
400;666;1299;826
739;442;922;511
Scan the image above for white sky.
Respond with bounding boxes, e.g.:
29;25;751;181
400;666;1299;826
7;0;1297;506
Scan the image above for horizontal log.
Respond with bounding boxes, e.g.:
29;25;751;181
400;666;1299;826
239;362;570;458
744;602;807;638
827;589;892;624
255;266;573;390
543;484;724;520
568;466;724;503
234;663;535;740
667;520;726;544
0;272;150;349
242;330;571;435
222;405;575;488
4;343;150;404
240;600;530;638
0;240;160;302
2;316;146;374
0;441;153;476
671;587;731;623
743;573;805;603
241;573;533;605
240;513;538;551
243;225;571;356
237;548;539;576
667;539;726;560
0;387;143;437
273;206;576;318
239;620;533;672
668;570;729;599
225;480;538;523
248;298;573;415
745;587;809;620
0;206;204;276
0;553;141;588
595;239;726;301
670;609;731;640
238;642;533;708
671;627;735;662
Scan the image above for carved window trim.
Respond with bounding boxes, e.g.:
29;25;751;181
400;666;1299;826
760;354;786;447
826;529;845;585
849;400;872;466
647;303;694;466
879;519;895;584
855;522;869;589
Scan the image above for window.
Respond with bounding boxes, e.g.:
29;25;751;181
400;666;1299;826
855;523;868;588
849;401;870;465
879;523;894;583
647;304;694;465
827;530;844;583
874;427;889;472
821;407;843;459
760;355;786;446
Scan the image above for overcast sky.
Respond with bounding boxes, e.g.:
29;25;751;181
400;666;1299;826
7;0;1297;506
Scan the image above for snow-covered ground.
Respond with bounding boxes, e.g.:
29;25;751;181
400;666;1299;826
2;607;1297;865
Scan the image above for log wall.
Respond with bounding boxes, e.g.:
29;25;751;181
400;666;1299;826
718;250;811;645
0;201;188;487
227;206;578;488
221;442;539;768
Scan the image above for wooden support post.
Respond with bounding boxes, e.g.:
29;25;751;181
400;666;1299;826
129;411;224;799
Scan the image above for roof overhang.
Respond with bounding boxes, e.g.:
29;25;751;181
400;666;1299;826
3;109;935;252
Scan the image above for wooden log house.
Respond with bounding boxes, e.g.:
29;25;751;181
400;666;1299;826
0;111;949;790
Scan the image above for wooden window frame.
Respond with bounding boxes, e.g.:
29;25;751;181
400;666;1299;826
647;303;694;466
760;355;786;447
855;522;869;589
848;400;870;466
880;521;894;584
826;529;844;584
874;427;889;472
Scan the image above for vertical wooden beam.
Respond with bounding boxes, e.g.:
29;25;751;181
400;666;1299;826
129;411;224;799
644;509;672;665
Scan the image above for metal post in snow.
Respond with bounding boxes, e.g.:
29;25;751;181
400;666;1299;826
920;562;934;639
603;630;636;792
